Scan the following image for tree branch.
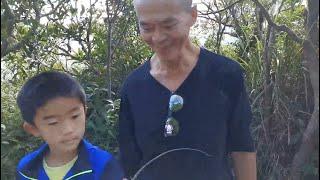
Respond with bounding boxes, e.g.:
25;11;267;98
1;0;16;57
56;46;79;60
252;0;304;44
200;0;244;15
41;0;68;17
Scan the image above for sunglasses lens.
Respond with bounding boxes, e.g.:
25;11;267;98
165;94;183;137
164;117;179;137
169;94;184;112
170;103;183;112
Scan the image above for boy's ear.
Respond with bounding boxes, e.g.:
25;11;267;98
23;122;41;137
84;105;88;114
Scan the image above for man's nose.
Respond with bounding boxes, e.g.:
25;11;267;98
152;28;167;43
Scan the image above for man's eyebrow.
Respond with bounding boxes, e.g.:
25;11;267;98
160;17;178;24
139;17;178;26
139;22;146;26
139;21;150;26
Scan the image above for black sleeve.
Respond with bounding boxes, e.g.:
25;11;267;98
100;157;124;180
226;68;255;153
118;89;143;178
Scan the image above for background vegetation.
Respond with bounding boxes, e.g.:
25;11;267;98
1;0;318;179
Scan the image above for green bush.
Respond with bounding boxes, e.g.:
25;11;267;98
84;82;121;154
1;82;42;179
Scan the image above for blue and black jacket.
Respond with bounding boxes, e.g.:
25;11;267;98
16;139;124;180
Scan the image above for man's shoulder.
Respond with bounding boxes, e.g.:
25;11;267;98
200;48;245;95
121;60;150;92
200;47;243;75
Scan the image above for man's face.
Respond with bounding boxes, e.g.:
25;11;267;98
135;0;196;60
29;97;86;154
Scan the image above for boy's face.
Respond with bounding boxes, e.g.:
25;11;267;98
24;97;86;154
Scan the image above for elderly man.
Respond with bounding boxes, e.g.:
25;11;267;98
118;0;257;179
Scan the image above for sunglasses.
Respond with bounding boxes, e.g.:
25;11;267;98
164;94;184;137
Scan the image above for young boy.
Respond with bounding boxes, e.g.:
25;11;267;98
16;71;124;180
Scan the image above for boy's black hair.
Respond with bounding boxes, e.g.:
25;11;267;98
17;71;86;125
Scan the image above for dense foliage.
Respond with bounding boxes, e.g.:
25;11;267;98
1;0;318;179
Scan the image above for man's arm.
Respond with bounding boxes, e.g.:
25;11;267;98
231;152;257;180
118;90;142;179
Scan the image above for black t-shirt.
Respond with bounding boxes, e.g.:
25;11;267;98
118;47;254;180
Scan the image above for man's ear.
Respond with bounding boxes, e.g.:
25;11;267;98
23;122;41;137
190;5;198;25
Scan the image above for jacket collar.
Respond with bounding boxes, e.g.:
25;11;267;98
19;139;93;179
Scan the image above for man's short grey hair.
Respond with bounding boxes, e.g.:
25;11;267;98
133;0;193;12
182;0;193;11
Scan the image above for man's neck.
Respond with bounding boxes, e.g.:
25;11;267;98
152;43;200;75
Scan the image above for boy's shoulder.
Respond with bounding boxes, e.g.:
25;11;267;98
17;140;123;179
82;140;124;179
17;140;113;170
17;143;47;171
82;140;113;166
